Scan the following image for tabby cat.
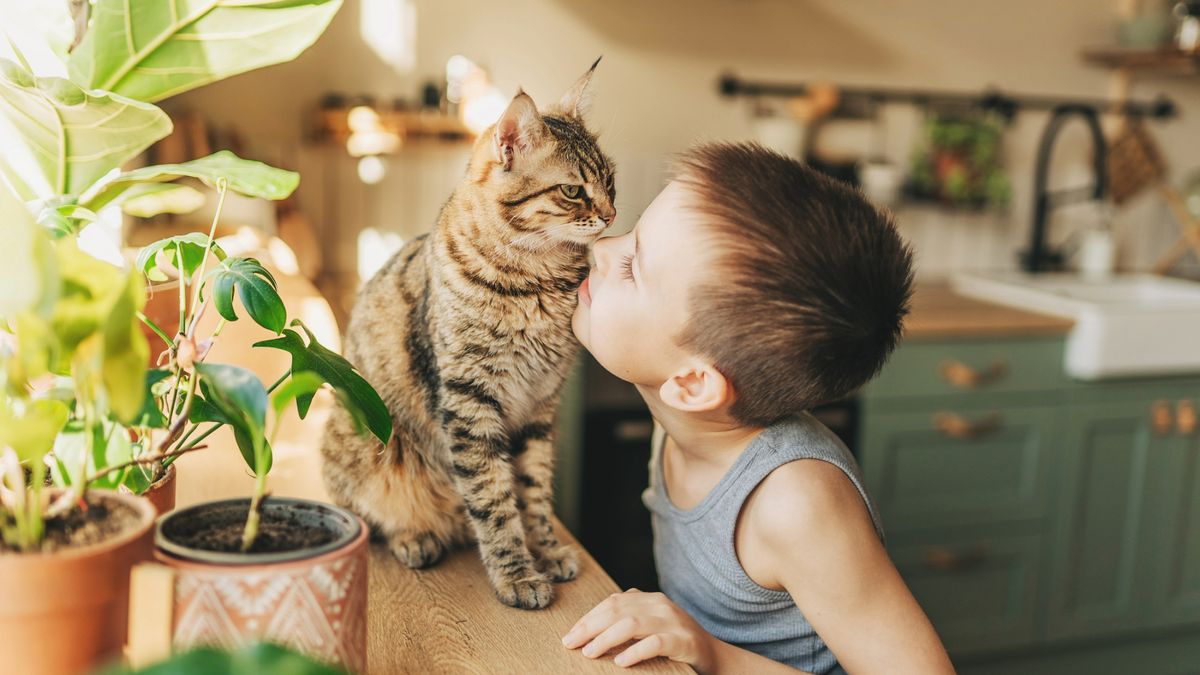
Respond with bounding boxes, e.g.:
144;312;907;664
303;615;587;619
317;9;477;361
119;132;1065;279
321;62;615;609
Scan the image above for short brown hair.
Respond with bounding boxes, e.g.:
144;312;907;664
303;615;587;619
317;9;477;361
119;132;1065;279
675;142;913;427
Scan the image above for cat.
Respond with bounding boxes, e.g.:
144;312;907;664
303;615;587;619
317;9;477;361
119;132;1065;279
321;61;615;609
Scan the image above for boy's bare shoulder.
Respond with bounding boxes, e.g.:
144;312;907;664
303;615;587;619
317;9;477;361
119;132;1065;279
745;458;875;549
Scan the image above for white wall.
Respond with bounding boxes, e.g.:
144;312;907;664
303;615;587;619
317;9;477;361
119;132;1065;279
169;0;1200;283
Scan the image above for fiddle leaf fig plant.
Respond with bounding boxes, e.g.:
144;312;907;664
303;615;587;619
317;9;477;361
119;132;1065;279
0;0;378;553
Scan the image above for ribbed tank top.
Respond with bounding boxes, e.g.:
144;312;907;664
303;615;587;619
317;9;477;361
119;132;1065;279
641;414;884;674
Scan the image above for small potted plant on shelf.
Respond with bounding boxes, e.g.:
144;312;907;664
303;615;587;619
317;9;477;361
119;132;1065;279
1;1;356;673
907;112;1012;209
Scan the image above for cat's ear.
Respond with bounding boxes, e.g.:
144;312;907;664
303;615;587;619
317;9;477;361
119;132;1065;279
493;90;548;171
556;56;601;119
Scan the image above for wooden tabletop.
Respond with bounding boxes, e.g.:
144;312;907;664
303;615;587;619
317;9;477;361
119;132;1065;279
368;520;695;674
904;282;1074;340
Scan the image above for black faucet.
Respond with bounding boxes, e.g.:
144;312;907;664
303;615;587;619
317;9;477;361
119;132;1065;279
1021;104;1108;273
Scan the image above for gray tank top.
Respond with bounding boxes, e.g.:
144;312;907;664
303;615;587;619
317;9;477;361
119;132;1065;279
642;414;884;675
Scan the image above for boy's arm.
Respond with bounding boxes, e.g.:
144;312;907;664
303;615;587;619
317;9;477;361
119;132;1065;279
746;460;955;675
562;588;813;674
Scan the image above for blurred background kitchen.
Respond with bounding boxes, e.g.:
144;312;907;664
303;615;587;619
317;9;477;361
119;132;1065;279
34;0;1200;672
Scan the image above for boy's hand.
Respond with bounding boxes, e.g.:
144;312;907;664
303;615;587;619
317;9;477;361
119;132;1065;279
562;589;716;669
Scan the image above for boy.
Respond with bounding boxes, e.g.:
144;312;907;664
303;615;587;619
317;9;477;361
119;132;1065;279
562;143;954;674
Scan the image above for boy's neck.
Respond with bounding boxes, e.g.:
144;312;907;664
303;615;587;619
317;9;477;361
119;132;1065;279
636;384;763;467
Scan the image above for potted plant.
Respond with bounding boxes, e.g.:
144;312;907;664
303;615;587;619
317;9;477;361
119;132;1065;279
1;1;367;673
907;112;1012;209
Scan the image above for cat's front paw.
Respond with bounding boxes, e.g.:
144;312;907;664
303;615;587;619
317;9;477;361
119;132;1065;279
493;571;554;609
535;544;579;582
389;531;446;569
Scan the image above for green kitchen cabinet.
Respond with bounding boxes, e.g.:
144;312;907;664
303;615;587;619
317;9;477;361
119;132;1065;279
1145;396;1200;630
1044;398;1159;641
862;335;1200;666
861;405;1057;533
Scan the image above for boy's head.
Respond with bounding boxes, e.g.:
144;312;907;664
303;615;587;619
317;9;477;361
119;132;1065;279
573;142;913;427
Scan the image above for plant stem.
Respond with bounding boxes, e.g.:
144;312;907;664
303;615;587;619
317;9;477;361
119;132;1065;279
240;470;268;552
87;444;208;484
188;180;228;335
176;246;187;336
137;311;175;348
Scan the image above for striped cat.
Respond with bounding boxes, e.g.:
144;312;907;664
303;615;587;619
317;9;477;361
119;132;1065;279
321;62;615;609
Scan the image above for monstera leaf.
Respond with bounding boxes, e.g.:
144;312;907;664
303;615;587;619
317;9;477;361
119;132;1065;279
68;0;343;104
136;233;228;283
84;150;300;212
254;321;391;445
0;58;171;201
207;257;285;334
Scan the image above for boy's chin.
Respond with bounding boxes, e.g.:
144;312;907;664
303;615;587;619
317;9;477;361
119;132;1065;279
571;312;589;349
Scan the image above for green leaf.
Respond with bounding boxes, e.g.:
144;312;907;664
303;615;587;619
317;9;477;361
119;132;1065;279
96;642;350;675
49;418;138;491
135;369;173;429
193;362;269;475
0;397;69;464
0;58;172;201
270;371;324;418
84;151;300;213
255;321;391;445
68;0;343;104
209;258;285;333
0;181;57;317
135;233;228;283
102;270;150;424
121;183;207;218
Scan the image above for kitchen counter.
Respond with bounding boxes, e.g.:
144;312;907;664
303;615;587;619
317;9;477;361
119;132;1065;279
368;519;695;674
904;282;1074;340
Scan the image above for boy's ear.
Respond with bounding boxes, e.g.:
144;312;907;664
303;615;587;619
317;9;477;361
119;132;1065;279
658;361;732;414
556;56;601;119
494;89;548;171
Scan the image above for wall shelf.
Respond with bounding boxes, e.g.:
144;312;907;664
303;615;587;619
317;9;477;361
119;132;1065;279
1081;47;1200;75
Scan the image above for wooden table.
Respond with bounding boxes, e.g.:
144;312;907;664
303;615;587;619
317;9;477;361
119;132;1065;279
368;520;694;674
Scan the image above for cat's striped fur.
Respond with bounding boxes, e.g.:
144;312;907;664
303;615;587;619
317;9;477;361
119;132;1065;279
321;64;615;609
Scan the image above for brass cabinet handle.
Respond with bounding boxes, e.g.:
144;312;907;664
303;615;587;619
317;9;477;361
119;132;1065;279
939;359;1008;390
1178;400;1197;436
1152;400;1175;437
932;411;1003;440
922;542;991;572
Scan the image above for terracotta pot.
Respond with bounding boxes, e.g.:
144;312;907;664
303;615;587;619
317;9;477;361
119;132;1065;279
152;498;368;672
139;462;177;516
0;490;156;675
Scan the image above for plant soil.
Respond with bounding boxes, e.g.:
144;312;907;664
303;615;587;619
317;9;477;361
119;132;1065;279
165;503;337;554
0;493;141;554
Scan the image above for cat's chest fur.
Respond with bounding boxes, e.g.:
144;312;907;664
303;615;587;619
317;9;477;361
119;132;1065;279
486;295;579;427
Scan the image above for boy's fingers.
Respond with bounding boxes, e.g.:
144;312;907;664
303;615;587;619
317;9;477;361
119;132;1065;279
614;634;668;667
581;616;641;659
563;595;623;648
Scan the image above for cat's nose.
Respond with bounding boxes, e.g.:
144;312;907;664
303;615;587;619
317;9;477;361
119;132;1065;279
600;207;616;225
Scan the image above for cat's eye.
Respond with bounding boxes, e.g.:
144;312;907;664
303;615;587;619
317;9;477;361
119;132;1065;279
560;184;582;200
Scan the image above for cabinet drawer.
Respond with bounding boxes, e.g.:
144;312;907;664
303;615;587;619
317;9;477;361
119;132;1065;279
892;532;1043;656
866;337;1067;401
862;406;1056;531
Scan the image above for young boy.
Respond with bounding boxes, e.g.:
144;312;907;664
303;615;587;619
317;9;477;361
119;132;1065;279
562;143;954;674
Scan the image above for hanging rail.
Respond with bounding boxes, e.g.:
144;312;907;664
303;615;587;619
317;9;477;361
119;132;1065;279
717;73;1177;120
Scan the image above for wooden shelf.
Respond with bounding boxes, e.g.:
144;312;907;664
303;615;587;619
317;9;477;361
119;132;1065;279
1081;46;1200;75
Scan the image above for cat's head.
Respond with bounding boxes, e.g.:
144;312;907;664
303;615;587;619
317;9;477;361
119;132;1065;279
471;59;616;249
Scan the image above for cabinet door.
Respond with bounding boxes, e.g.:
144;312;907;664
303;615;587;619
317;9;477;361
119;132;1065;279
1045;400;1159;641
1146;397;1200;629
860;405;1057;532
891;532;1043;655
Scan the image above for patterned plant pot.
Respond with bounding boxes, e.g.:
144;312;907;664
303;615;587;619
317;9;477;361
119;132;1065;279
152;498;368;672
0;490;155;675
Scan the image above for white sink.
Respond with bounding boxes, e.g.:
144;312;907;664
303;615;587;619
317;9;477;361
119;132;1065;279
952;272;1200;380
